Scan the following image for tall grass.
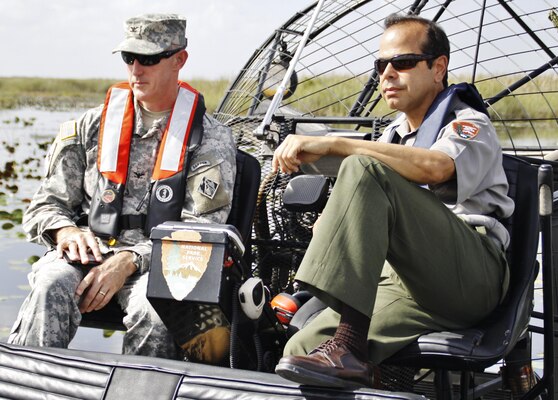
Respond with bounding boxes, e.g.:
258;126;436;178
472;74;558;121
282;73;558;121
0;74;556;123
0;77;115;110
188;78;231;113
0;77;231;114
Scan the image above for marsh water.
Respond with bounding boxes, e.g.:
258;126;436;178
0;106;550;370
0;107;122;353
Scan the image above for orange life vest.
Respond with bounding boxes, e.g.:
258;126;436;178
89;81;205;238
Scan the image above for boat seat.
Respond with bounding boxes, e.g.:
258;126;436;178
385;155;540;367
288;154;544;398
80;149;261;331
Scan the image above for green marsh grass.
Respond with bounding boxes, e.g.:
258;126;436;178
0;77;231;114
0;74;556;123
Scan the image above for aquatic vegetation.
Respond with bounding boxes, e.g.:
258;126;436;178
37;140;52;151
0;161;17;180
2;116;35;127
0;77;230;114
103;330;116;338
0;294;26;302
0;209;23;225
7;259;32;272
4;185;19;194
27;255;39;265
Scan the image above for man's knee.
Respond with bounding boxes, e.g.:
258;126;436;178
30;265;81;306
31;255;82;289
340;154;376;171
338;154;388;182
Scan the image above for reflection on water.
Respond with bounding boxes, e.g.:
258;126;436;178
495;120;558;154
0;107;122;353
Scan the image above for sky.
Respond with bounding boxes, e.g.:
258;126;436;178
0;0;309;80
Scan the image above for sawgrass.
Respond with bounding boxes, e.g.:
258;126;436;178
0;77;114;110
472;74;558;121
0;77;231;114
0;74;556;122
287;73;558;120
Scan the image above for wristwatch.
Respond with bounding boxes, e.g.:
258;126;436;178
131;252;142;272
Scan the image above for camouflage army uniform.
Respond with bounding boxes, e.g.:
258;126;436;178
8;98;237;360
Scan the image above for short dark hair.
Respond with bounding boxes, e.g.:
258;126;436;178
384;13;450;87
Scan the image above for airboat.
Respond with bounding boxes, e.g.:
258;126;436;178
1;1;557;399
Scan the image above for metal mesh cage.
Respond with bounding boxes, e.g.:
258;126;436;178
217;3;557;390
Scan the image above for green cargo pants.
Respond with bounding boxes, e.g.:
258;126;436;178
285;155;509;364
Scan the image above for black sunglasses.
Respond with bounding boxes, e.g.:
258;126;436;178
121;48;183;66
374;53;437;75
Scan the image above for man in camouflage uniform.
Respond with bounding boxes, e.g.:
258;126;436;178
8;14;236;363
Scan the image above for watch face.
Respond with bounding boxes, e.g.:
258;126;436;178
132;253;142;270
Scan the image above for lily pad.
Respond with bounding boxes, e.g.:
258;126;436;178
103;330;115;338
0;209;23;224
27;255;40;265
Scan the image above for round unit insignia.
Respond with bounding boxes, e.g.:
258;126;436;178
156;185;174;203
101;189;116;204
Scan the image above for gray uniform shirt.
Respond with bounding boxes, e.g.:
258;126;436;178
23;99;237;273
380;99;514;248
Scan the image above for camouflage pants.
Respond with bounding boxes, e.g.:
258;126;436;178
8;250;180;359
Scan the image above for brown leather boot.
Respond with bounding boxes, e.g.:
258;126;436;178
275;339;374;388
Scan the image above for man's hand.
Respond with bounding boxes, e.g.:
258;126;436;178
272;135;332;174
54;226;103;265
312;214;322;234
76;251;137;313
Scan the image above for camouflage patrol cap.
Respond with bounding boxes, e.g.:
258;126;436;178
113;13;187;55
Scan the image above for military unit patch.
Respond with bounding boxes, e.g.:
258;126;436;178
156;185;174;203
198;177;219;199
452;120;479;139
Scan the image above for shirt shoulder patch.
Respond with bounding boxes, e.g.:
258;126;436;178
59;120;77;141
191;159;211;172
452;120;479;140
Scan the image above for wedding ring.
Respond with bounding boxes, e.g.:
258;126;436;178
99;290;106;296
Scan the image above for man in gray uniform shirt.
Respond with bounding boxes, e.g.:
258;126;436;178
9;14;236;364
273;13;513;388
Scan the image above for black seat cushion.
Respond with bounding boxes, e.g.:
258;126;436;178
386;155;540;371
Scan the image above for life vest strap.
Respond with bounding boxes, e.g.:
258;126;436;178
120;214;147;230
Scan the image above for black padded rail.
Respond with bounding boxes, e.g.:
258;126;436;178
386;154;540;370
0;342;112;399
0;342;425;400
